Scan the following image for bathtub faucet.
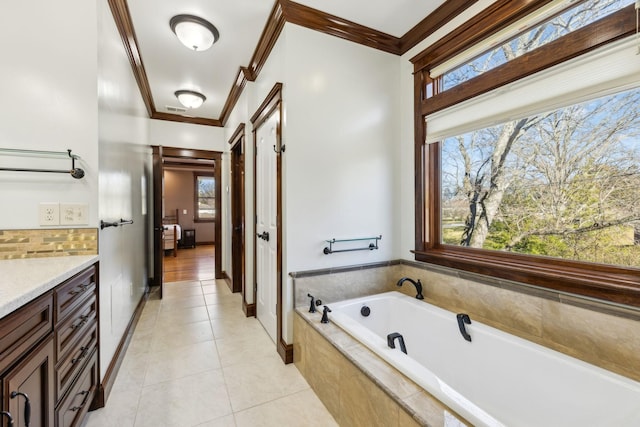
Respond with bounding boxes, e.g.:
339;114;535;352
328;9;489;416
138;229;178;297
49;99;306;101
387;332;408;354
457;313;472;342
396;277;425;300
321;306;332;324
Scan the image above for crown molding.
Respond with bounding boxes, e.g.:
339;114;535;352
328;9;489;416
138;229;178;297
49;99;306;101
248;1;287;80
107;0;154;117
150;112;222;127
218;67;250;127
400;0;478;54
109;0;477;127
280;0;401;55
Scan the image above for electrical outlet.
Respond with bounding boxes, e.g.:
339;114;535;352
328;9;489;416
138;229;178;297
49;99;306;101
60;203;89;225
39;203;60;226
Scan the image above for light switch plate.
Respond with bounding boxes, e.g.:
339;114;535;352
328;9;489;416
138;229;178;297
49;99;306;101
39;203;60;226
60;203;89;225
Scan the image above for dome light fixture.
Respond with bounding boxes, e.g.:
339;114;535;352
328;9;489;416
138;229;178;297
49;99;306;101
175;90;206;109
170;14;219;52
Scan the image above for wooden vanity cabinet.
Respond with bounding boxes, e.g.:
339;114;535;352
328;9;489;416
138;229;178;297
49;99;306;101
0;263;98;427
2;336;55;427
0;292;55;427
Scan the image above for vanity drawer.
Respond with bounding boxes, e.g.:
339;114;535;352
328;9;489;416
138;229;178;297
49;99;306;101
56;295;97;360
55;322;97;402
0;291;53;372
55;266;96;324
55;348;98;427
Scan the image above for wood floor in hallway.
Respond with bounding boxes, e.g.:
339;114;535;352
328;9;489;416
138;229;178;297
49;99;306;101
163;244;215;282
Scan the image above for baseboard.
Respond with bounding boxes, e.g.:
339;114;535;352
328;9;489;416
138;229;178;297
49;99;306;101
197;241;215;245
91;286;149;410
243;300;256;317
221;271;232;291
278;339;294;365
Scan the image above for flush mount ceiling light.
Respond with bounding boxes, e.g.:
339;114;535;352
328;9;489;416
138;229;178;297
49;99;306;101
175;90;206;109
170;14;219;51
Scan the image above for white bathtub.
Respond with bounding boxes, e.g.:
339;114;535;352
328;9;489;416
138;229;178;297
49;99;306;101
329;291;640;427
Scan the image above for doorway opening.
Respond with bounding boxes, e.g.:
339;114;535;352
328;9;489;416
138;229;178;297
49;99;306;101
152;146;223;298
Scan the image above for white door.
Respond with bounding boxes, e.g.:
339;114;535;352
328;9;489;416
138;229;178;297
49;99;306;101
255;113;279;343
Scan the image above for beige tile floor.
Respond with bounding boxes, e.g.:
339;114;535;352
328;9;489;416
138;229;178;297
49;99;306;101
85;279;338;427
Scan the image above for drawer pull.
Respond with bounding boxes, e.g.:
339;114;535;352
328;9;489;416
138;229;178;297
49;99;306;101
69;389;90;412
71;315;90;330
0;411;13;427
10;391;30;427
80;282;94;291
70;282;93;296
71;346;90;365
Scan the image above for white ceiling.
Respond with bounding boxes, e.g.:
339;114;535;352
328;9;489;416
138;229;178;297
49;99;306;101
126;0;447;121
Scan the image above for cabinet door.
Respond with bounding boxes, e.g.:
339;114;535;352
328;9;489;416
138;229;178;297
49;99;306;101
3;337;54;427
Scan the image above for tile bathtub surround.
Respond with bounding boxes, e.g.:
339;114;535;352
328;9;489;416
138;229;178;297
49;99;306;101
292;260;640;383
85;279;337;427
291;261;400;308
396;263;640;383
293;309;471;427
0;228;98;259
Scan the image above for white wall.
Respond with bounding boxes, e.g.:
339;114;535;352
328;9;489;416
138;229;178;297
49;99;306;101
148;119;227;152
0;0;99;228
227;24;400;342
281;25;400;342
97;0;151;378
283;25;400;272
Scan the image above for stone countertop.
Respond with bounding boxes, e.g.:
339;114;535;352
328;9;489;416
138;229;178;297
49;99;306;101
0;255;99;319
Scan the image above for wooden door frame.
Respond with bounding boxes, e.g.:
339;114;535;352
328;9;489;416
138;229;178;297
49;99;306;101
229;123;246;298
151;146;224;291
152;146;164;293
251;83;291;364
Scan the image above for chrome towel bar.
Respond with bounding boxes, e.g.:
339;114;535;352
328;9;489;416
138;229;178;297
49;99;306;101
0;148;85;179
323;235;381;255
100;219;134;229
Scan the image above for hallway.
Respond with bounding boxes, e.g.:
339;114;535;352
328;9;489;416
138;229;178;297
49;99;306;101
163;244;216;283
85;279;336;427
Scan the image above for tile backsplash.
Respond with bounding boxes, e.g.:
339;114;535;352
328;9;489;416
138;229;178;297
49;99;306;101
0;228;98;259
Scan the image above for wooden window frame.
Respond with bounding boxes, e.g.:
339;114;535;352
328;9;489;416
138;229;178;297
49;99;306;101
412;2;640;308
194;173;215;223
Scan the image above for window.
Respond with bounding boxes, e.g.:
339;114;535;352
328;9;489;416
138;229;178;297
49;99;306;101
194;174;215;222
441;87;640;267
413;0;640;306
440;0;634;91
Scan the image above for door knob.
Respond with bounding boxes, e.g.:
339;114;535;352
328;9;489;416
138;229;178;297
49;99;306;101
256;231;270;241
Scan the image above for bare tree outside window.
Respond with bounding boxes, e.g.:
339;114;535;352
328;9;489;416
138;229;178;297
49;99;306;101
442;0;633;91
436;0;640;269
195;175;215;221
441;85;640;267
